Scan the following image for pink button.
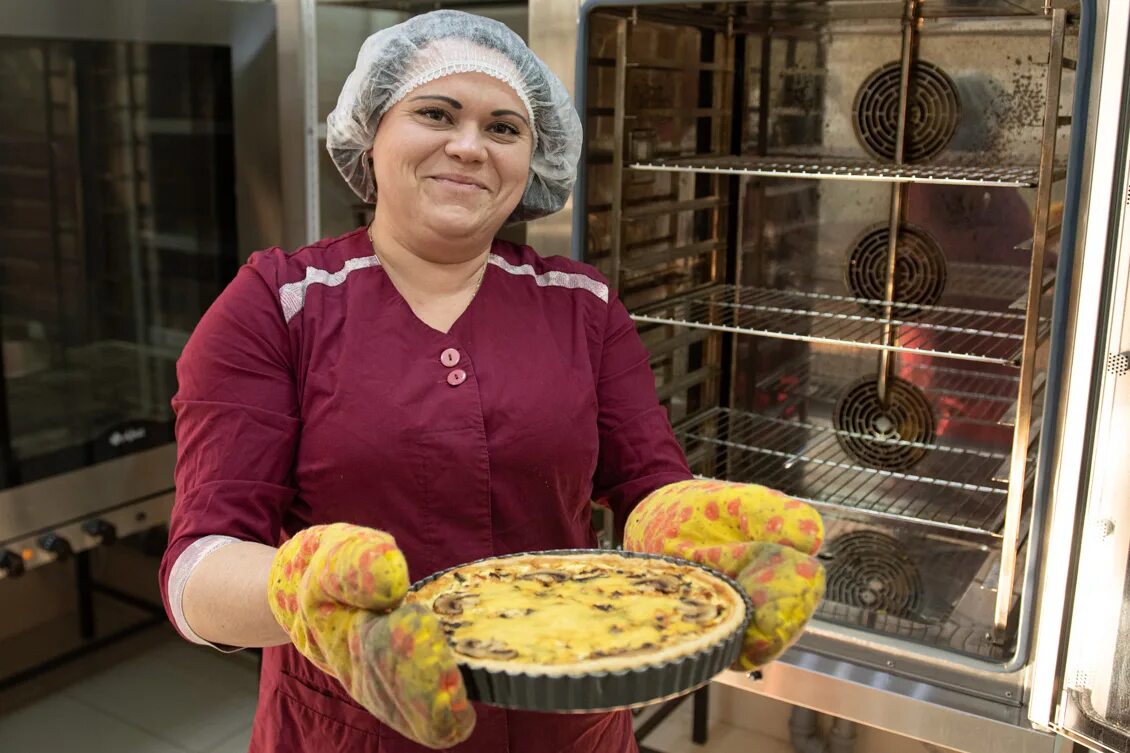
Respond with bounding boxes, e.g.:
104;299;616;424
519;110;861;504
440;348;461;367
447;368;467;387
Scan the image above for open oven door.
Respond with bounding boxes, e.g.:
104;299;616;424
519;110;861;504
1029;2;1130;750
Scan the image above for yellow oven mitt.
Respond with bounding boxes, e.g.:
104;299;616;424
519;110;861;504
268;523;475;749
624;480;826;670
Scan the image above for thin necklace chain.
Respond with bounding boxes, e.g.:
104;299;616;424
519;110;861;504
367;221;487;295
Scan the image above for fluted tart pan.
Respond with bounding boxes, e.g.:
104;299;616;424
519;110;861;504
405;549;752;713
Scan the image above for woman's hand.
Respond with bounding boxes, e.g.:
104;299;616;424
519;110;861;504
268;524;475;749
624;480;826;670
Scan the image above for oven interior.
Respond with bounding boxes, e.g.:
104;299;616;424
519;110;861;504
580;0;1075;662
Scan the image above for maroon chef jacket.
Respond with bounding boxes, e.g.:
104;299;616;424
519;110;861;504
158;227;693;753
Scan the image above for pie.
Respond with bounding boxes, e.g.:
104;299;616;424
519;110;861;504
405;550;748;677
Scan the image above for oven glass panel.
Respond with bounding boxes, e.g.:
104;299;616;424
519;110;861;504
579;3;1072;664
1057;199;1130;753
0;38;237;489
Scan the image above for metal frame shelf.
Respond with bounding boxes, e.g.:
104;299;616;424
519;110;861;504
628;156;1047;188
753;355;1023;429
583;0;1073;643
677;406;1010;536
631;284;1046;366
815;600;1011;661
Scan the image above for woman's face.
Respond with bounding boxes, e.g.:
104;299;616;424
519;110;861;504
370;71;533;250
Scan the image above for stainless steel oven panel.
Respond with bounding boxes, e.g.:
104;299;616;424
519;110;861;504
275;0;320;250
0;492;173;580
1029;0;1121;729
0;0;280;567
794;621;1025;702
0;0;282;258
1048;136;1130;746
1028;3;1130;749
713;658;1055;753
1028;0;1118;734
0;444;175;545
528;0;582;260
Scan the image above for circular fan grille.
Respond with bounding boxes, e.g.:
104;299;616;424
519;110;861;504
825;531;923;618
834;377;936;471
845;223;947;316
853;61;961;163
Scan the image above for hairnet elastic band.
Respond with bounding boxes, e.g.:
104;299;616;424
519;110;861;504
381;61;539;150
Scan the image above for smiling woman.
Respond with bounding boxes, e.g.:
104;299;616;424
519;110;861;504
327;13;580;225
367;70;537;332
372;73;533;265
157;9;825;753
319;15;582;332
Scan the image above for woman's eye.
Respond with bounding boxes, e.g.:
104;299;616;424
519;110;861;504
490;122;521;137
417;107;450;123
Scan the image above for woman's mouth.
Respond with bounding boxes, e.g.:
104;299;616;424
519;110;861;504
430;174;488;192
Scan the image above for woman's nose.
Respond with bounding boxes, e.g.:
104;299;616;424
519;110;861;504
444;124;488;162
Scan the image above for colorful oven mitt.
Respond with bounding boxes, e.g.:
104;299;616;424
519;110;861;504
268;523;475;749
624;480;826;670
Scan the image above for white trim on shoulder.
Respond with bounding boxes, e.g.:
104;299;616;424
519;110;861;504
168;534;242;647
488;254;609;303
279;255;381;322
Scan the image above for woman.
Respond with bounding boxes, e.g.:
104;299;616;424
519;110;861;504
159;10;824;752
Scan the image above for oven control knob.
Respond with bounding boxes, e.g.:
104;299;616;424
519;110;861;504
82;519;117;546
0;550;25;577
38;533;73;560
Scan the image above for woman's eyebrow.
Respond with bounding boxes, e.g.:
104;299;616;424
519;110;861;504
411;94;462;108
409;95;528;128
492;109;530;127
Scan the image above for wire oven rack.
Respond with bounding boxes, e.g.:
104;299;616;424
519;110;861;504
631;284;1048;366
752;355;1023;428
628;155;1046;188
676;406;1010;536
816;600;1011;660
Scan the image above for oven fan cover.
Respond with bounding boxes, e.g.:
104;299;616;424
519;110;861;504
823;530;924;619
844;223;947;317
833;377;936;471
853;60;961;163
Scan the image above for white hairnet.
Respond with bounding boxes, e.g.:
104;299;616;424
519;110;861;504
326;10;582;224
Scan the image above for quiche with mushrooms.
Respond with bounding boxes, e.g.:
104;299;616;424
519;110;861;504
404;550;748;677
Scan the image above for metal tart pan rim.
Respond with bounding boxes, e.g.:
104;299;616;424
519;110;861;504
407;548;754;713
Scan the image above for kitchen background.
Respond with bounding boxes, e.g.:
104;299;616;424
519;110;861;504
0;1;1126;753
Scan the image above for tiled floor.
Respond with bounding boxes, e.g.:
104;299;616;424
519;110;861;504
0;630;259;753
635;700;796;753
0;627;783;753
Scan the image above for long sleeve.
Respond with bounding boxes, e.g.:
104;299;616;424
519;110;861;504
591;294;693;537
158;250;301;643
